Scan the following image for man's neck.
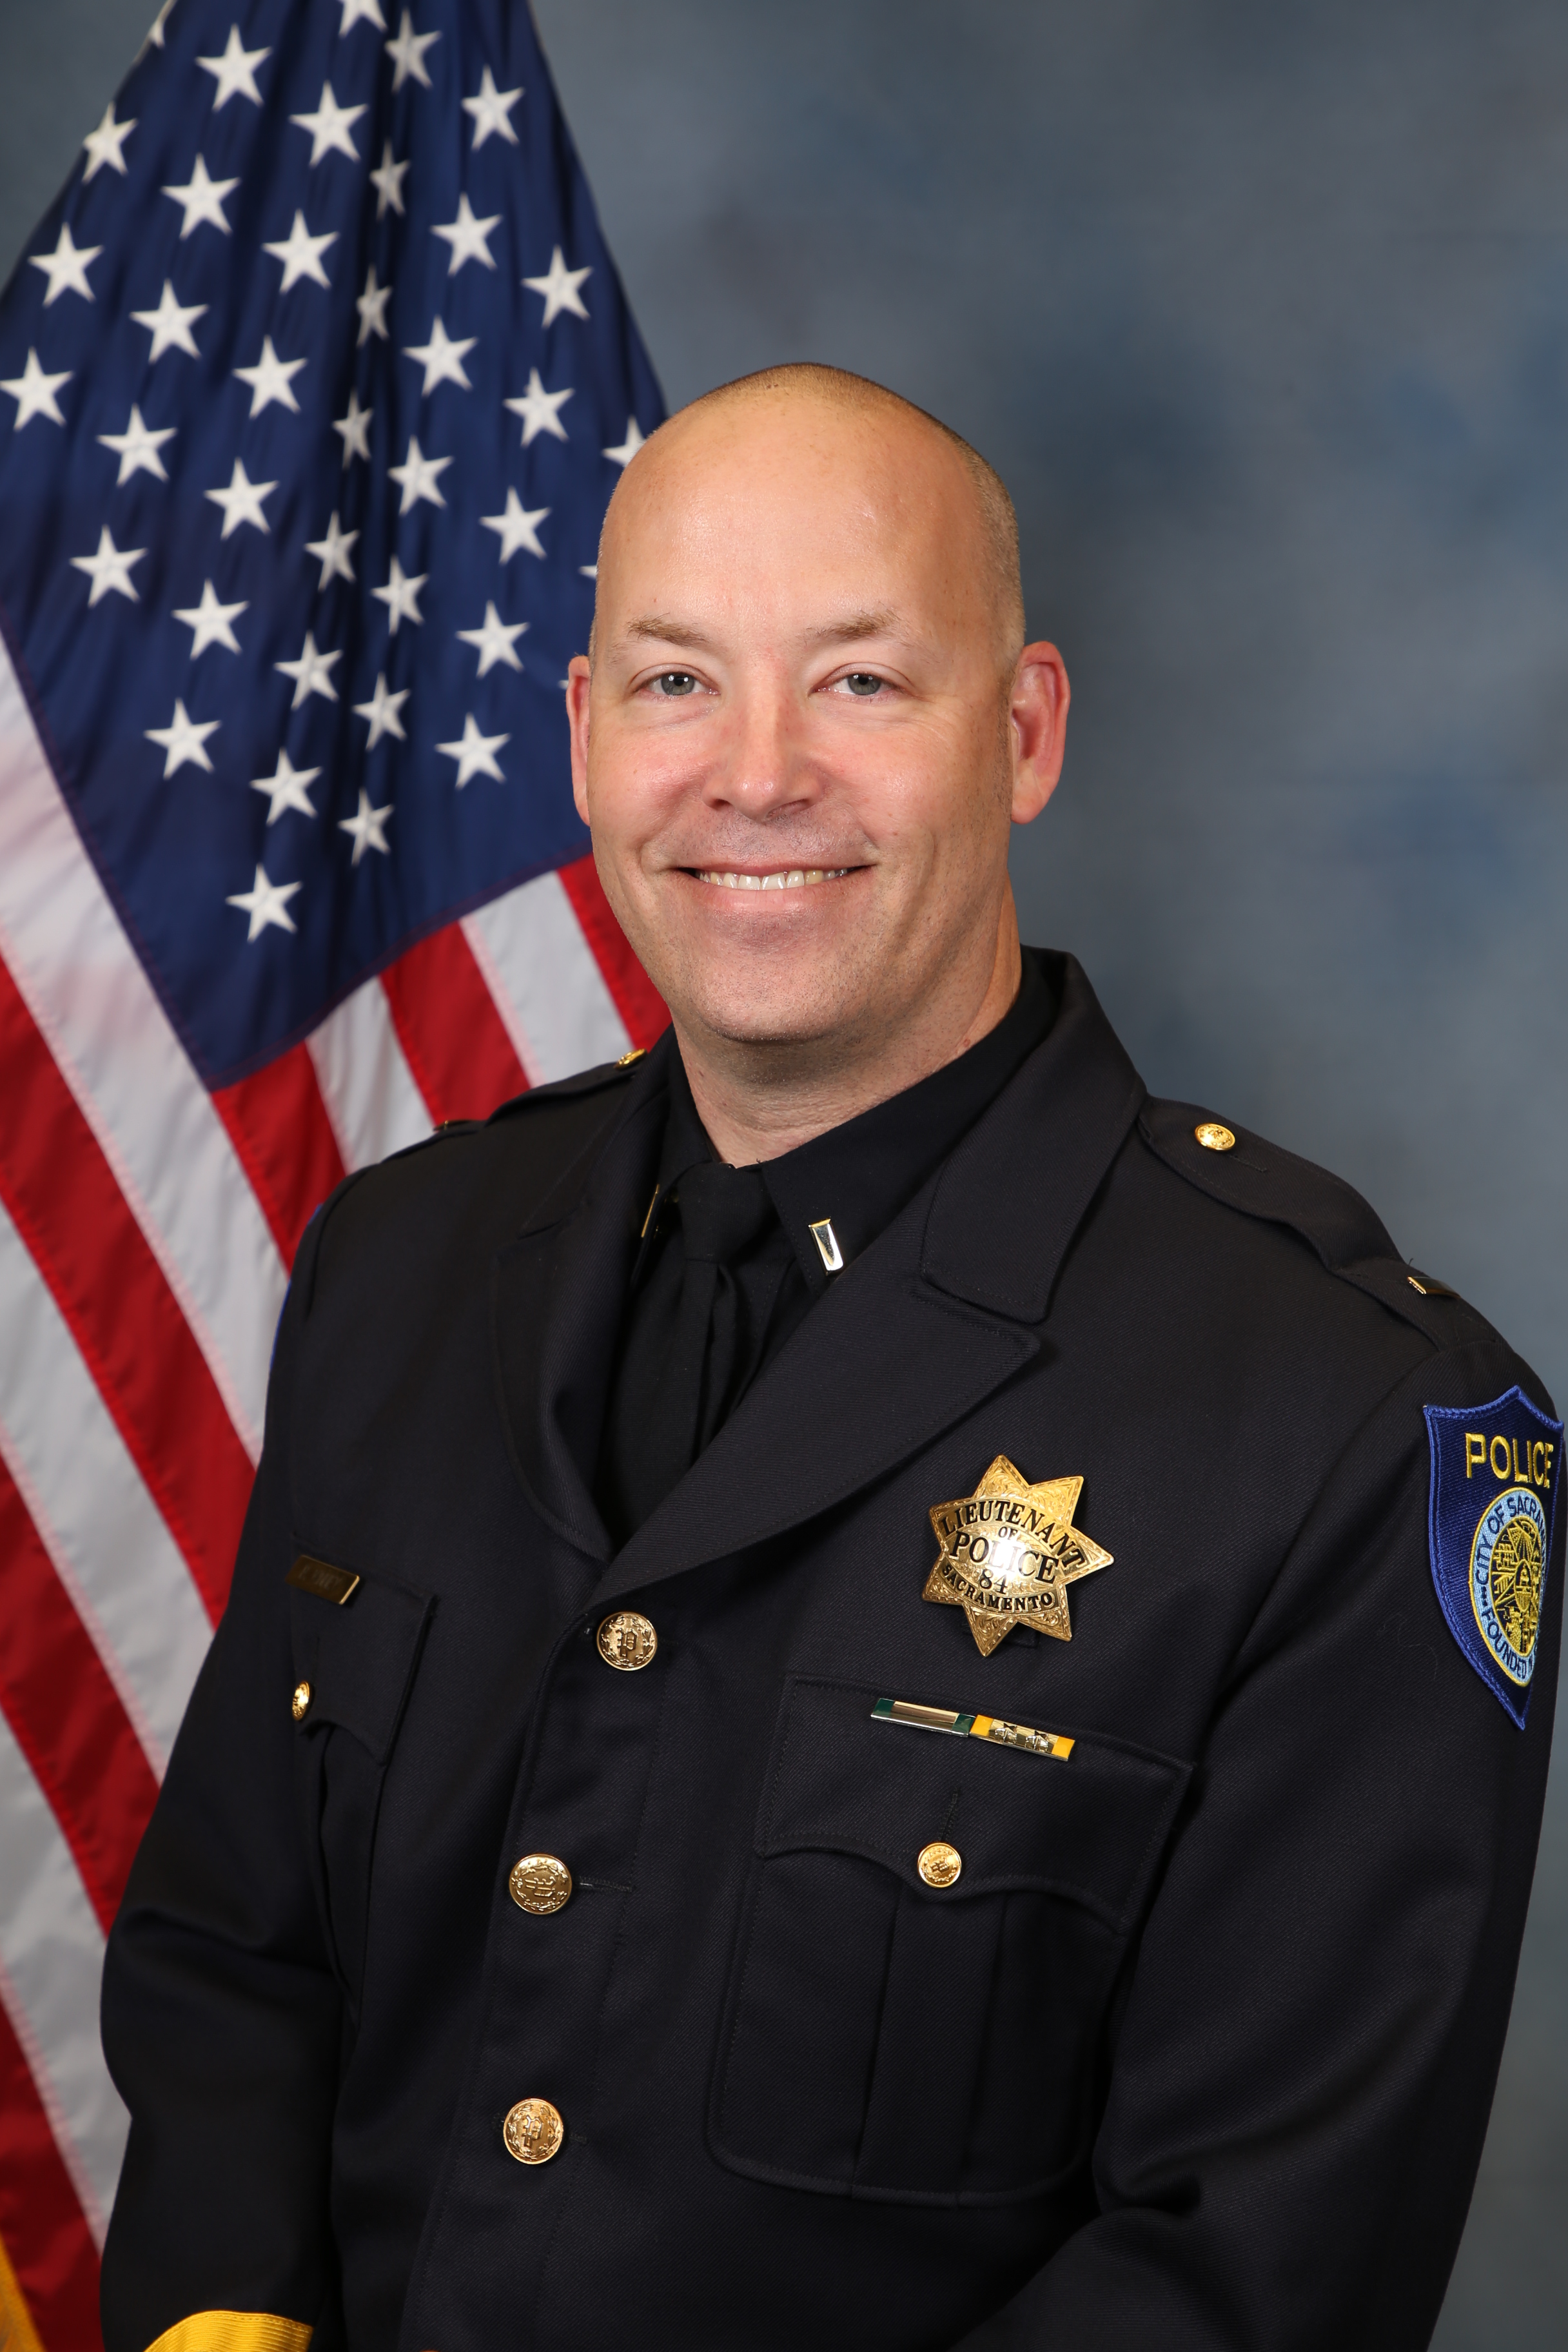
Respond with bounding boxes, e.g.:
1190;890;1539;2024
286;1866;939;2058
675;907;1024;1166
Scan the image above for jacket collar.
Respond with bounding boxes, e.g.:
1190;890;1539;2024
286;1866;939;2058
491;955;1145;1591
920;952;1147;1321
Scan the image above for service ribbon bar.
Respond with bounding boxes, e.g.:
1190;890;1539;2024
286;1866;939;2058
870;1697;1073;1759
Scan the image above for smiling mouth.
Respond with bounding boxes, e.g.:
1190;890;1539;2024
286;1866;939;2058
691;867;855;890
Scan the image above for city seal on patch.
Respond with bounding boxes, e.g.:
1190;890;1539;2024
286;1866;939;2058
1425;1386;1562;1725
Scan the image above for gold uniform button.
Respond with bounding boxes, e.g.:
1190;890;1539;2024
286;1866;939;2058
917;1840;963;1889
509;1854;573;1915
1194;1122;1236;1153
596;1611;658;1671
616;1047;647;1067
503;2096;565;2165
291;1680;312;1721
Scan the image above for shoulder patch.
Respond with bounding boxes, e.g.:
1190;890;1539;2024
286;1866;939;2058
1425;1387;1561;1724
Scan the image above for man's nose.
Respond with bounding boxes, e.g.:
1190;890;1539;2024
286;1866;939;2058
708;673;818;817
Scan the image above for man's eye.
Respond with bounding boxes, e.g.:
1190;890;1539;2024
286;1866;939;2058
841;673;884;696
652;671;699;697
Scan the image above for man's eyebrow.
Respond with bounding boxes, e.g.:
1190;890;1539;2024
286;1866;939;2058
620;609;904;655
623;617;716;651
803;609;901;645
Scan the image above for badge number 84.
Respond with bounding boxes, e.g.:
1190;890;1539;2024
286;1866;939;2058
925;1455;1113;1656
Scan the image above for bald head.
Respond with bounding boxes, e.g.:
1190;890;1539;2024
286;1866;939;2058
596;363;1026;672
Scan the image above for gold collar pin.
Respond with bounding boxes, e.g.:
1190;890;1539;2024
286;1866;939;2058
809;1217;844;1273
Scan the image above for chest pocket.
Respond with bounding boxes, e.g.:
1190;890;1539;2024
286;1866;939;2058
709;1674;1191;2206
288;1558;433;2013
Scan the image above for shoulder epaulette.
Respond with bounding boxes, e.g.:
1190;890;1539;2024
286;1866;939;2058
358;1052;652;1190
485;1047;649;1124
373;1117;487;1172
1137;1098;1495;1347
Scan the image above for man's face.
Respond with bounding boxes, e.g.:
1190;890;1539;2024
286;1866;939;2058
569;393;1064;1062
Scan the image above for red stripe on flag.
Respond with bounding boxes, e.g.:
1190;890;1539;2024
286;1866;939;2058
0;1994;101;2352
0;954;253;1626
0;1457;159;1934
382;925;529;1123
557;856;669;1052
213;1042;347;1269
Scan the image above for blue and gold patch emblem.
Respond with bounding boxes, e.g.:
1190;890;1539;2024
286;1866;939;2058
1426;1387;1561;1725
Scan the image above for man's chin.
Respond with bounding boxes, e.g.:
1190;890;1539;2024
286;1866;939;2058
672;974;863;1055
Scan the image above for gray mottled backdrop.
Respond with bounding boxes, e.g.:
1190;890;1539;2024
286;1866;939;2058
2;2;1563;2341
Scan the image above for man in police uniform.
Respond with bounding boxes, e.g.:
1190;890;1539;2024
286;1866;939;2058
102;366;1562;2352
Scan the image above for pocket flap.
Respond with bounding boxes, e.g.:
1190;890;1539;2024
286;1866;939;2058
758;1676;1191;1932
288;1556;433;1765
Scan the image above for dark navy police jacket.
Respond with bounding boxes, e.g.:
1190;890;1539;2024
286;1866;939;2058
100;953;1562;2352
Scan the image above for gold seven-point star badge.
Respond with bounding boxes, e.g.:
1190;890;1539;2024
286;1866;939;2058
925;1456;1113;1655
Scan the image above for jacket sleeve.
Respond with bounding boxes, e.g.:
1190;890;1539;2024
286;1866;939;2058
100;1202;346;2352
954;1335;1561;2352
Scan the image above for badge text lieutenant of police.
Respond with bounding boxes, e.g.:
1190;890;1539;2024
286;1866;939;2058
102;366;1562;2352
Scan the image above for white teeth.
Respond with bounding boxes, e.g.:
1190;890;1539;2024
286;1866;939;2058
694;867;849;890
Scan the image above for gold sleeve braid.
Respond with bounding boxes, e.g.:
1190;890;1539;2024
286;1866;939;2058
0;2231;46;2352
145;2316;312;2352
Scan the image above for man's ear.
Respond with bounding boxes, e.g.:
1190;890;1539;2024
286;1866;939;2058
567;654;592;823
1009;642;1069;825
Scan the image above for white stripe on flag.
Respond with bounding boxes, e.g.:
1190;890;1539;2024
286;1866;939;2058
306;975;433;1171
0;1710;125;2246
0;640;284;1460
0;1199;211;1775
464;872;630;1083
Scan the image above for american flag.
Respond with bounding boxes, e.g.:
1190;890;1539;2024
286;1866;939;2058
0;1;665;2337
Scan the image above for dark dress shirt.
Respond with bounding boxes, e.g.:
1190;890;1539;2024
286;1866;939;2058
596;953;1057;1542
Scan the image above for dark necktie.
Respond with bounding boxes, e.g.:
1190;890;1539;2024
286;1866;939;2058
597;1159;790;1541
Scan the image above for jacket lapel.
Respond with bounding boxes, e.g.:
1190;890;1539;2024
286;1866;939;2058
490;1048;671;1562
590;957;1146;1607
